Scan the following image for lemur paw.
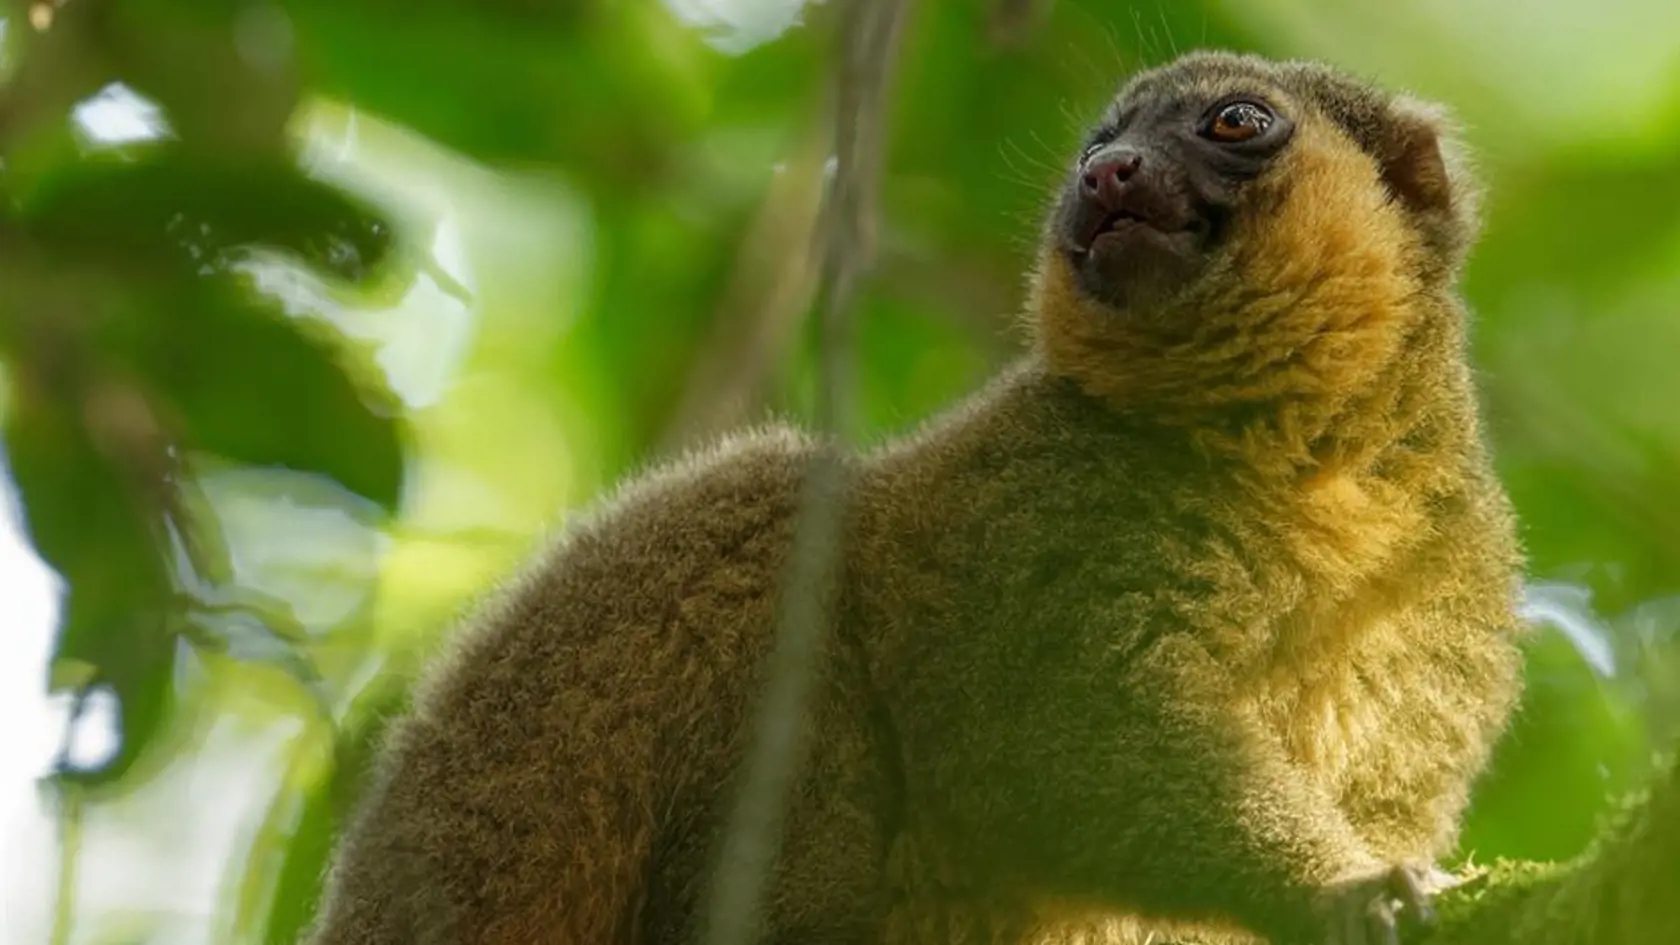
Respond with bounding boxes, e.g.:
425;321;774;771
1316;863;1444;945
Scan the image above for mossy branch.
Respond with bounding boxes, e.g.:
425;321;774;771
1417;756;1680;945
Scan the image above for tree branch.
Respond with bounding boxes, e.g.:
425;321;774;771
697;2;912;945
653;116;832;456
1416;755;1680;945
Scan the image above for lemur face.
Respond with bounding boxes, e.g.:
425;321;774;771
1053;65;1296;311
1050;50;1470;317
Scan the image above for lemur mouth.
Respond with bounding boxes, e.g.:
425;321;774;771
1084;209;1149;249
1074;207;1191;259
1060;170;1210;263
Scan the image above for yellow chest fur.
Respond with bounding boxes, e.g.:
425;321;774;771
1235;468;1430;790
1282;468;1426;595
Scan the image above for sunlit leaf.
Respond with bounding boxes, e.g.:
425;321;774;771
180;610;326;705
257;676;412;945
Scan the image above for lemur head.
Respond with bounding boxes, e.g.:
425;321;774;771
1031;50;1482;417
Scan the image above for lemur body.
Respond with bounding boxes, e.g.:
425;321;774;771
307;50;1526;945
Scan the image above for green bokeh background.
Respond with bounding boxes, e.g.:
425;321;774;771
2;1;1679;943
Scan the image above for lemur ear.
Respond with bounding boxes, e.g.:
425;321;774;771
1377;96;1482;271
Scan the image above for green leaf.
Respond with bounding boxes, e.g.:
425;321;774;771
3;387;179;787
18;146;398;284
129;278;407;513
11;147;408;511
284;0;713;186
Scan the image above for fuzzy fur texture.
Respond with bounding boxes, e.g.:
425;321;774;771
305;51;1527;945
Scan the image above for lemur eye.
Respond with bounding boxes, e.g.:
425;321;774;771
1081;129;1118;161
1201;101;1273;143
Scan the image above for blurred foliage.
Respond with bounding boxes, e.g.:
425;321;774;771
1;1;1678;943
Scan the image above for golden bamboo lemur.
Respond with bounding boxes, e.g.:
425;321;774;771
304;50;1526;945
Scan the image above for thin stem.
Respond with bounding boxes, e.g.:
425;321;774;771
697;2;912;944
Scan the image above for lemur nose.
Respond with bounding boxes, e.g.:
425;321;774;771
1080;148;1144;211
